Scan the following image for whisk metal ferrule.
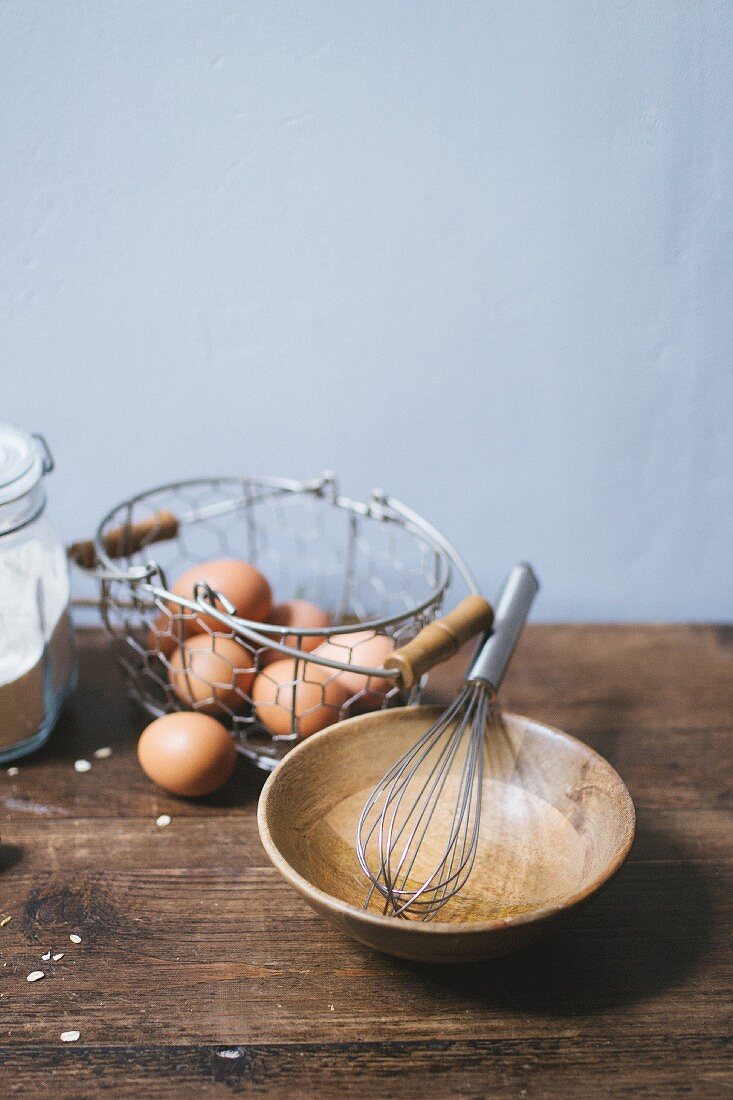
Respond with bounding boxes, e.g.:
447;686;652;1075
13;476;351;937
465;563;540;692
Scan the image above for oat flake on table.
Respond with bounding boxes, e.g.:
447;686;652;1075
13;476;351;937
60;1031;80;1043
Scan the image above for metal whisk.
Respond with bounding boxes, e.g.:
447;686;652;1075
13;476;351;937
356;563;540;920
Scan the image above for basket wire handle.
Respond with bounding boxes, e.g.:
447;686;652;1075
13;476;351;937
68;477;338;571
384;595;494;690
68;508;179;569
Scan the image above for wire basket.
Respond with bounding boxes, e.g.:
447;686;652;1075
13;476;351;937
73;472;478;770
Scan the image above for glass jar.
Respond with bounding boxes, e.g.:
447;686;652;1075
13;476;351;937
0;424;75;762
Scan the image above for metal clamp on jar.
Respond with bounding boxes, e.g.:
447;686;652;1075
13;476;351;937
0;424;75;762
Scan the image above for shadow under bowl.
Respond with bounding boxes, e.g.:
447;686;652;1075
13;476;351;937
257;707;635;964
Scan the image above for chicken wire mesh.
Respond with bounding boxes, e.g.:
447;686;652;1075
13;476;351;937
84;473;478;770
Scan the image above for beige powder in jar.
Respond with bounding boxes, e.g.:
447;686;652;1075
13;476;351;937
0;539;73;750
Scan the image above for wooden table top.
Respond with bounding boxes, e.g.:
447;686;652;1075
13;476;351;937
0;625;730;1098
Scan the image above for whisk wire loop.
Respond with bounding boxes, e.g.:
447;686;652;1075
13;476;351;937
357;682;489;920
386;687;481;914
356;563;540;921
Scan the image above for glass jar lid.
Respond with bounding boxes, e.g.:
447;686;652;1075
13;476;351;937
0;423;46;506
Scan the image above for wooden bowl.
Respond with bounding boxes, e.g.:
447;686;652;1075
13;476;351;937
257;707;635;964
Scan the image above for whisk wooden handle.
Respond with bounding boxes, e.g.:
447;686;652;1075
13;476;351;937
384;595;494;690
68;509;179;569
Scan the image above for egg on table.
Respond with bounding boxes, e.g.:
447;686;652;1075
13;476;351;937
168;633;255;715
137;712;237;797
149;558;272;657
252;658;349;738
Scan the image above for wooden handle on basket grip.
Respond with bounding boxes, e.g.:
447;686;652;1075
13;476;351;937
384;595;494;691
68;509;179;569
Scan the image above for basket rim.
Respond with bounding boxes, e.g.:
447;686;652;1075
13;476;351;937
92;472;479;670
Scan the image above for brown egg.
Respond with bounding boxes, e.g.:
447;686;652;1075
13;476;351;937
137;712;237;797
313;631;395;699
252;658;349;738
260;600;330;664
171;558;272;628
148;558;273;657
147;606;199;660
168;634;255;715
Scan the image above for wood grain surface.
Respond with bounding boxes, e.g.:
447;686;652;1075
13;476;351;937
0;626;731;1097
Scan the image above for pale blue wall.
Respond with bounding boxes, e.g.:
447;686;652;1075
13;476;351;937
3;1;732;619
